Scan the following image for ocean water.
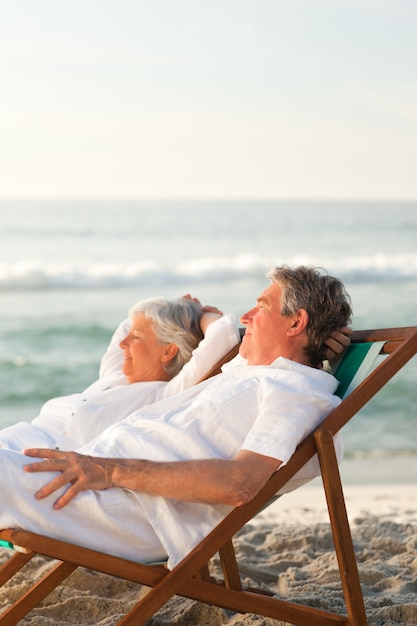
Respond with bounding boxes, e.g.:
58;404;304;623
1;200;416;482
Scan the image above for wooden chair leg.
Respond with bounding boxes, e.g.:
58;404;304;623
219;539;242;590
315;428;368;626
0;550;34;586
0;560;78;626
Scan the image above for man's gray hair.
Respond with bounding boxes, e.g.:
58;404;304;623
267;265;352;367
129;297;203;378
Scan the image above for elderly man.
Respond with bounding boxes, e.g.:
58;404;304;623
1;265;352;568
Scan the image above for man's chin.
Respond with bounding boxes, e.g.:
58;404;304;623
239;335;250;357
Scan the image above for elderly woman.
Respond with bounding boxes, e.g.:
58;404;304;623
0;296;240;452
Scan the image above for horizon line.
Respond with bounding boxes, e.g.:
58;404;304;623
0;196;416;203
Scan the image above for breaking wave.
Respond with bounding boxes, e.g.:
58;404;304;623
1;253;417;291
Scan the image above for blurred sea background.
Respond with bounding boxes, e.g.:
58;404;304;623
1;199;416;484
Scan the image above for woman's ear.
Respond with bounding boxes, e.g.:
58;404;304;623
161;343;179;363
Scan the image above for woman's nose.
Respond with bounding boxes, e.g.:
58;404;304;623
119;335;130;350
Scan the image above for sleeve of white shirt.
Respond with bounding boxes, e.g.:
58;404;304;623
241;375;340;464
98;318;131;381
162;314;240;397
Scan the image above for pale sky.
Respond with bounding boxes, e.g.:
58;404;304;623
1;0;416;200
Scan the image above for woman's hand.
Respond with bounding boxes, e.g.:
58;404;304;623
182;293;223;315
182;294;224;333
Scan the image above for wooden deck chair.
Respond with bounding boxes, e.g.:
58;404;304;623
0;326;416;626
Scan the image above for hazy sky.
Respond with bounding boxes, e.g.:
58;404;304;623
1;0;416;200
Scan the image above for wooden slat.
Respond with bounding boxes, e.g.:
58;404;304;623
122;578;350;626
0;529;168;587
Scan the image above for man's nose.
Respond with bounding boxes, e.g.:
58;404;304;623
240;308;254;325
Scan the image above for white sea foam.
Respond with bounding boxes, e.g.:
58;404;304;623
1;253;416;290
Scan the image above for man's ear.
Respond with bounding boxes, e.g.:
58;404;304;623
287;309;309;336
161;343;179;363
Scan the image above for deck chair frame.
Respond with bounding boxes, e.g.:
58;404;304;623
0;326;416;626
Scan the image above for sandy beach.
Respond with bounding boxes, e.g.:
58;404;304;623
1;465;416;626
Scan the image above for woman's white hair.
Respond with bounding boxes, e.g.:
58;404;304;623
128;297;203;378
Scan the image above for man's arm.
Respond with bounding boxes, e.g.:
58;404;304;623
23;448;280;511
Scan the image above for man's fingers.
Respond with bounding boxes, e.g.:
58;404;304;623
52;484;80;510
22;449;108;509
24;457;68;474
34;473;69;500
325;337;343;354
326;328;353;354
24;461;54;473
23;448;64;461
